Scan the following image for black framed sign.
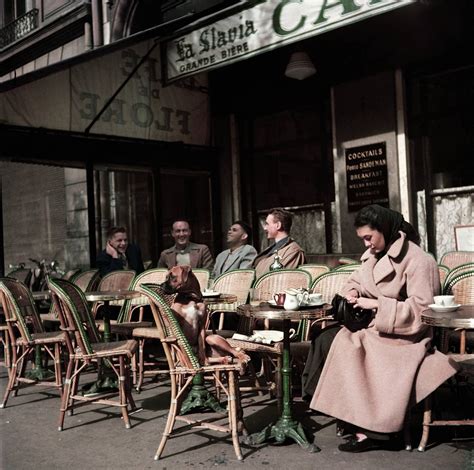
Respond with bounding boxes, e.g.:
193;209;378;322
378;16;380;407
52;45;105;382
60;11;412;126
345;142;389;212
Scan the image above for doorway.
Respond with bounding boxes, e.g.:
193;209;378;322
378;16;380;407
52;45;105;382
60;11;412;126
159;168;214;256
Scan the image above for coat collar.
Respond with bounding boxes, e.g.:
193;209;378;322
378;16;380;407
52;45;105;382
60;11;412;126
361;232;407;284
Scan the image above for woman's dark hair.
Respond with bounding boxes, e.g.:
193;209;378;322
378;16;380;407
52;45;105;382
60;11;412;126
233;220;253;244
355;205;420;246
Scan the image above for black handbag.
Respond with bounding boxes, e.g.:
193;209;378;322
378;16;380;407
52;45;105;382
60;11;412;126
331;294;373;332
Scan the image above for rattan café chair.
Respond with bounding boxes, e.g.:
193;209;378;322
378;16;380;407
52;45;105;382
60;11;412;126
0;277;66;409
207;268;255;336
48;278;138;430
140;283;247;461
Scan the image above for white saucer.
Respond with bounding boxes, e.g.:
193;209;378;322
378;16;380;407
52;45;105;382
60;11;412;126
428;303;460;313
202;291;221;298
302;302;325;307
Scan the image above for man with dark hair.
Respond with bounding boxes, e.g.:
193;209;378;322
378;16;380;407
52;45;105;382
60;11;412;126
96;226;145;277
212;220;257;278
253;208;306;278
158;220;213;270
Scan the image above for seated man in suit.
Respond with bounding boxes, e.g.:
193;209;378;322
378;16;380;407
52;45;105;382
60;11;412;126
212;220;257;278
96;226;145;277
158;219;214;270
253;208;306;278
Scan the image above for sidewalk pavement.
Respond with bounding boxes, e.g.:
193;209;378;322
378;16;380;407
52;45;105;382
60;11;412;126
1;368;473;470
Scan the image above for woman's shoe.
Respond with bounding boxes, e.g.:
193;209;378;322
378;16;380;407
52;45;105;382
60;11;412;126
338;436;380;453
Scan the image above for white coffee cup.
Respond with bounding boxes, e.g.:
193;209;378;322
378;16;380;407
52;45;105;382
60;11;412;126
433;295;455;306
307;293;323;305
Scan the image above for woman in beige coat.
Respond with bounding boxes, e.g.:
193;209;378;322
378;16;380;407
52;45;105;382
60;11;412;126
308;205;458;452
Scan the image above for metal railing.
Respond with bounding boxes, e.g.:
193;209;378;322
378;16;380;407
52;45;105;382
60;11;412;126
0;9;39;49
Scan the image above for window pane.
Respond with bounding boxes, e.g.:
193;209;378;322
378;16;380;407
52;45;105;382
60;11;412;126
94;169;156;267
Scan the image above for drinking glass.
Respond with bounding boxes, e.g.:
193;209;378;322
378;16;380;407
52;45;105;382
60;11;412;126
249;287;263;306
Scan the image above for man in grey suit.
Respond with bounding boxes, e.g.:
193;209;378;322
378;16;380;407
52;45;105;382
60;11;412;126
212;221;257;278
158;220;214;270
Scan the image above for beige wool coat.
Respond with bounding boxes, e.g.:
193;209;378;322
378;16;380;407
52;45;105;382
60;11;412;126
310;232;458;433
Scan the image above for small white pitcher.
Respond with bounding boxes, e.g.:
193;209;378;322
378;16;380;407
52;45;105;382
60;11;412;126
283;288;308;311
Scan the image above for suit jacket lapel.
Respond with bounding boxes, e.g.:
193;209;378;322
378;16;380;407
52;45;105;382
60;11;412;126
189;247;199;268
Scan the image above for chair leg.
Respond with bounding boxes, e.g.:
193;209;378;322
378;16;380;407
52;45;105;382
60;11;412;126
118;356;132;429
131;350;137;386
14;347;29;396
53;343;63;391
247;361;264;396
1;329;11;374
228;370;243;461
68;360;81;416
417;394;432;452
58;358;74;431
0;345;30;408
1;350;20;408
136;338;146;392
125;358;137;411
155;373;179;460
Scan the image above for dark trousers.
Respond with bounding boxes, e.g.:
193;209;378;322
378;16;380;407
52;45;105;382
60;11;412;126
301;324;341;401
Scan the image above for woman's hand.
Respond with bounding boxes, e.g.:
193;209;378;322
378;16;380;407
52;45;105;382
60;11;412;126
345;289;359;304
354;296;378;311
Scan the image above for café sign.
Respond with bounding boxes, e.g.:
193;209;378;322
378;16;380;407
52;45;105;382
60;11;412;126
166;0;415;80
346;142;389;212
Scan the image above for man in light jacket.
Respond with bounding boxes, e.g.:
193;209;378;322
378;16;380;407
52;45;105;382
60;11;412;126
253;208;306;278
158;220;213;270
212;221;257;278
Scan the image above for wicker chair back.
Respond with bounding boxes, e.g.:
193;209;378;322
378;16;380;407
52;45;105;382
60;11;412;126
253;269;311;300
310;271;353;304
439;251;474;270
48;278;101;355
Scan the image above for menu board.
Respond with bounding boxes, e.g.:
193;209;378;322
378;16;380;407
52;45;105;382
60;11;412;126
345;142;389;212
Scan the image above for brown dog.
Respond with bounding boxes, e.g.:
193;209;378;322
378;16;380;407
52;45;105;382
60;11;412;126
161;265;249;370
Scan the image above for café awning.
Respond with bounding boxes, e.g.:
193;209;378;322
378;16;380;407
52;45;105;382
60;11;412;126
166;0;415;81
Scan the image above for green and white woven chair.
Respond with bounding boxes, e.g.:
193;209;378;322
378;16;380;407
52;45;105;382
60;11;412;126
140;283;246;461
48;278;138;431
297;264;330;283
70;269;100;292
442;263;474;294
439;251;474;270
0;277;66;409
207;268;255;336
191;268;211;291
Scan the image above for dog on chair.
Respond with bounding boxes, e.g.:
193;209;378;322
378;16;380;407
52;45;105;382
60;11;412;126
161;265;249;370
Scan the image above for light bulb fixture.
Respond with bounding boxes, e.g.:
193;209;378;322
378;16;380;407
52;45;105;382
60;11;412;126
284;51;316;80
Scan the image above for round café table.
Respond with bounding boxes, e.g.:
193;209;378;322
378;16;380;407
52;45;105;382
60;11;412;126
236;302;332;452
421;304;474;353
85;290;141;342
